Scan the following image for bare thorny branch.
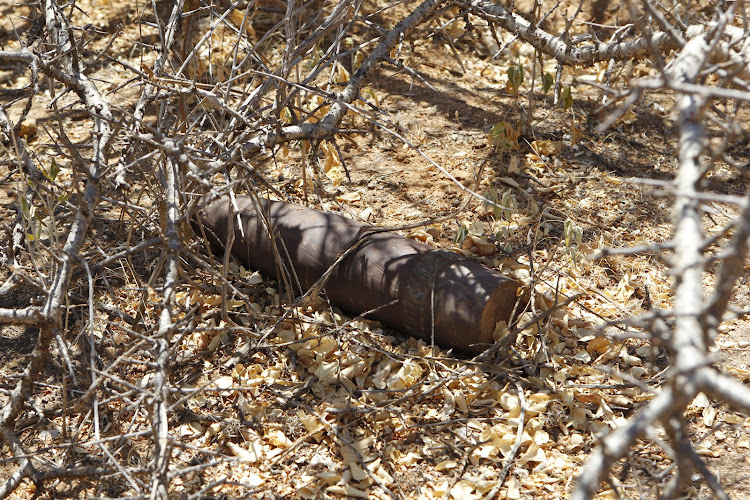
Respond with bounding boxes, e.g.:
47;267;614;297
2;0;750;497
0;0;114;495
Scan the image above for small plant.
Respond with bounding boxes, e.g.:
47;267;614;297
486;185;502;219
488;121;520;151
486;186;515;221
485;186;517;252
564;217;583;266
506;65;524;96
453;222;469;245
562;85;573;110
44;158;60;182
542;72;553;94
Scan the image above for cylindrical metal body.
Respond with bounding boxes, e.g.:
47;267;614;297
196;195;523;353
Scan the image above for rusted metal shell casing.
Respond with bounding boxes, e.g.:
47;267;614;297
196;195;522;353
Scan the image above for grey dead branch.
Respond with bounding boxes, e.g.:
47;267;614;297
1;0;750;498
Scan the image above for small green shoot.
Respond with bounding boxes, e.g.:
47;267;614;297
562;85;573;110
564;218;583;266
500;189;515;221
542;73;553;94
488;122;517;152
453;223;468;245
487;187;516;221
506;65;524;96
486;186;502;219
44;159;60;182
487;187;517;251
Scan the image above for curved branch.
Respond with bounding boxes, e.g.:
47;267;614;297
0;0;115;494
467;0;684;65
240;0;446;154
571;385;679;500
